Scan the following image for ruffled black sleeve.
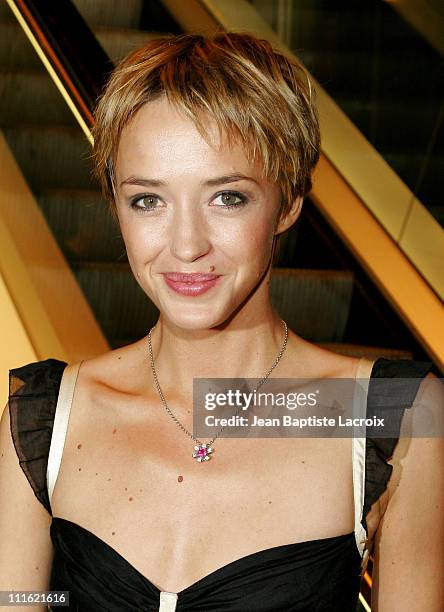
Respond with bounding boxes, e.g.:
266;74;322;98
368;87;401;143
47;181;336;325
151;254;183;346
361;357;433;532
8;359;67;516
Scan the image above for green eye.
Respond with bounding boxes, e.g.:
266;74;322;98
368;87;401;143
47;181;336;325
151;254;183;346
214;191;247;208
131;195;160;210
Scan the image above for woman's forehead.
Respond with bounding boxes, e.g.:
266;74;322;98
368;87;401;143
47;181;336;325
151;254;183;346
119;98;236;156
116;99;266;183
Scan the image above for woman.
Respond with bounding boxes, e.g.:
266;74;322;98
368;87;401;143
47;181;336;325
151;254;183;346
1;32;443;611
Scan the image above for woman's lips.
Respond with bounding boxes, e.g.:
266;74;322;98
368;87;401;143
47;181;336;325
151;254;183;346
163;272;221;296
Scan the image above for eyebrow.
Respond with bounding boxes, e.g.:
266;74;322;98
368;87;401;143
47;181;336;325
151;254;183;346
119;174;259;188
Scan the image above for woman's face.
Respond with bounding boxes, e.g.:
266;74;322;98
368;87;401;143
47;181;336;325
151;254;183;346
114;96;299;330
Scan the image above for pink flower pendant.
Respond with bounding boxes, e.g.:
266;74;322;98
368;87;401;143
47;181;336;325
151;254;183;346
192;443;213;462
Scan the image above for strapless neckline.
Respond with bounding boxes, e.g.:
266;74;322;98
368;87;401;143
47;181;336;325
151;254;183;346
50;516;358;594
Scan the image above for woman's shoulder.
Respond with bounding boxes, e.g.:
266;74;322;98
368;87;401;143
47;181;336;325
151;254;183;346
7;358;70;516
7;339;149;415
75;337;152;399
5;343;150;516
368;370;444;602
361;354;440;531
9;357;68;405
284;334;363;379
287;332;434;381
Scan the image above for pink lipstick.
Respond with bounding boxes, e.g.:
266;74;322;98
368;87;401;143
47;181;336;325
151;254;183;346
163;272;221;296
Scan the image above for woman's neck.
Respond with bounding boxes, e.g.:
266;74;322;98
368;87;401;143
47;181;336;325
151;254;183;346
148;312;288;393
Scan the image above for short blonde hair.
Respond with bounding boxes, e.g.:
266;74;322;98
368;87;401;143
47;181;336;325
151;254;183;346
92;32;320;218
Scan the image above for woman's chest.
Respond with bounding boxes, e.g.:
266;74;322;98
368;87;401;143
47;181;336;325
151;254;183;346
52;402;355;592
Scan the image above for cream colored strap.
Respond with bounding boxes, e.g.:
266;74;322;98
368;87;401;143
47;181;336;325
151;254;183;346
46;361;82;506
352;357;375;559
159;591;178;611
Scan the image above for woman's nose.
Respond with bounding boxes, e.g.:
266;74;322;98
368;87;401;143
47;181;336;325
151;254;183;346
169;206;211;263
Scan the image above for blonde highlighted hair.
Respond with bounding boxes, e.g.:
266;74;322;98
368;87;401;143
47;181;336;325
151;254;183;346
92;32;320;217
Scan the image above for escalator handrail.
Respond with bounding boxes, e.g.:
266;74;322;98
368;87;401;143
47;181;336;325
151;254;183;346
5;0;112;138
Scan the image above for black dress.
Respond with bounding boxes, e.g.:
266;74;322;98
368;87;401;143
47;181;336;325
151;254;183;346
8;357;432;611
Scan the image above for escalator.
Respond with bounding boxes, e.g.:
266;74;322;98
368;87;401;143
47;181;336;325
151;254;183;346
0;1;443;609
247;0;444;359
1;0;436;362
251;0;444;226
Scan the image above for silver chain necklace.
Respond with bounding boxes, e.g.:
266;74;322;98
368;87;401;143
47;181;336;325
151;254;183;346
147;320;288;462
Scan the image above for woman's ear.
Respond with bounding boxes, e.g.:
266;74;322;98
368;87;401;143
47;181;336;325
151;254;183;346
274;195;304;236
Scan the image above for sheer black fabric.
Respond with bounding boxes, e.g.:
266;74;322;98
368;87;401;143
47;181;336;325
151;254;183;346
8;358;67;515
8;356;433;610
361;358;433;531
